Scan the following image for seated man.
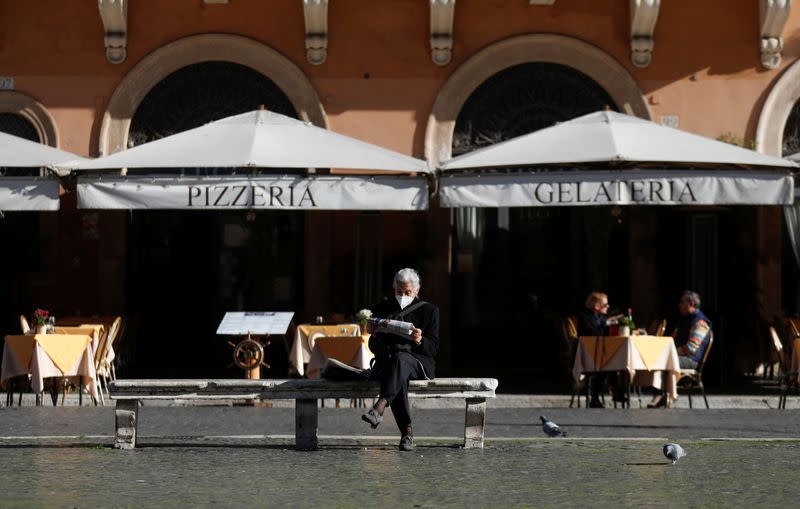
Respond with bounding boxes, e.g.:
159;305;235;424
648;290;712;407
673;290;712;369
361;268;439;451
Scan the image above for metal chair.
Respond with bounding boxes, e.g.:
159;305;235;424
676;332;713;408
768;326;799;409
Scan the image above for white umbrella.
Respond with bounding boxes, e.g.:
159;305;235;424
0;132;86;211
438;111;795;207
70;109;430;173
1;131;87;174
70;110;430;210
440;110;796;170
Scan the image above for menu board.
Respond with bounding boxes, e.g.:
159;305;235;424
216;311;295;335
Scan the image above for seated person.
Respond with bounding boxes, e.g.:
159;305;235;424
648;290;712;407
577;292;624;407
361;268;439;452
673;290;712;369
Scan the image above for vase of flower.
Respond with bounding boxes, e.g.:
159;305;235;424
356;309;372;332
33;308;49;335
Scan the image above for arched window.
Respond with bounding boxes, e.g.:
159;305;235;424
0;113;41;176
129;61;298;175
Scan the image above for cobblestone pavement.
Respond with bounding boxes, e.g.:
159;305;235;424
1;405;798;508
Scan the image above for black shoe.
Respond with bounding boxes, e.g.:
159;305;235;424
399;435;414;451
589;399;604;408
361;408;383;429
647;395;666;408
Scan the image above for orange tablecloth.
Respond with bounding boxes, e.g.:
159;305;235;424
289;323;361;376
1;334;98;400
306;335;373;379
573;335;681;401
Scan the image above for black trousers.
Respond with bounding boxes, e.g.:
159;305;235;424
379;351;426;432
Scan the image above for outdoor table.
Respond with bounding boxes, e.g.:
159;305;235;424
54;326;103;351
306;334;373;379
289;323;361;376
58;316;115;339
1;333;99;404
573;335;680;404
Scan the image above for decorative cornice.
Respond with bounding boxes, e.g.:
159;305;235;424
760;0;792;70
430;0;456;66
303;0;328;65
629;0;660;68
98;0;128;64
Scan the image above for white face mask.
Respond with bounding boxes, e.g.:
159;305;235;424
396;295;414;309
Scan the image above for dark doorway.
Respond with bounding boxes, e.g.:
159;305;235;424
0;114;43;340
123;62;302;377
450;63;621;392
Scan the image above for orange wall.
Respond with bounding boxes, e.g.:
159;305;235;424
2;0;800;155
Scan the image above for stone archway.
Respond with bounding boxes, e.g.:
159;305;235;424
0;91;59;146
756;58;800;156
99;33;326;157
424;34;650;166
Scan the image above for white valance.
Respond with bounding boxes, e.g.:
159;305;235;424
0;177;60;211
77;175;428;210
439;170;793;208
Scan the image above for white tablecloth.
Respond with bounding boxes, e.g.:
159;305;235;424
289;323;361;376
573;335;681;401
1;335;99;401
306;335;373;379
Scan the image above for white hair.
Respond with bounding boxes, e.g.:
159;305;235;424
393;268;421;289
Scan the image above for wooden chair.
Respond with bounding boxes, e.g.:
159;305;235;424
647;319;667;337
676;332;713;408
92;317;121;405
105;316;124;381
768;326;799;409
563;315;584;408
19;315;30;334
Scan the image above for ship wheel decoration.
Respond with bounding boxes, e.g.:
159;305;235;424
229;334;271;371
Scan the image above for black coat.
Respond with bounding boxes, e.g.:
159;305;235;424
577;308;607;337
368;297;440;378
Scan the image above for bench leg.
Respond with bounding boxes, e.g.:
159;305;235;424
295;399;319;451
464;398;487;449
114;400;139;450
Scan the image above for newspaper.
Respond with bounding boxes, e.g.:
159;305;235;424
367;317;414;338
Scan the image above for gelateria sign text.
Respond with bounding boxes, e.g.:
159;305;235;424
77;176;429;210
439;170;794;207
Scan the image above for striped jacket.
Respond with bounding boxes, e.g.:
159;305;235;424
674;310;712;363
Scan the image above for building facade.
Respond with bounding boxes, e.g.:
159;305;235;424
2;0;799;390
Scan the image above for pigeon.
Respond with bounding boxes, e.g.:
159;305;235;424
540;415;567;437
663;443;686;464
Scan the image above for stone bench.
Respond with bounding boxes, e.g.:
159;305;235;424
109;378;499;450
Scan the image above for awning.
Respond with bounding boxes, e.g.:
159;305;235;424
77;175;428;211
0;177;61;211
440;111;797;170
68;109;430;173
439;170;793;208
0;131;87;176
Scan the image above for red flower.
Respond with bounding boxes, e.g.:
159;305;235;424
33;308;50;326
